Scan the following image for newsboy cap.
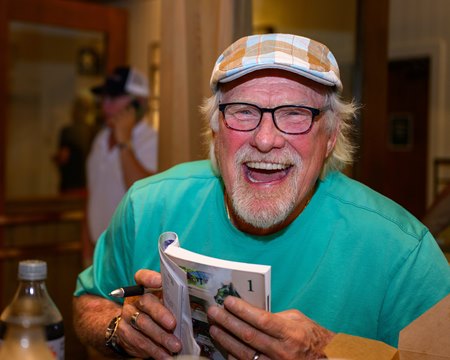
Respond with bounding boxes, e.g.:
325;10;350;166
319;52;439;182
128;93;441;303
210;33;342;93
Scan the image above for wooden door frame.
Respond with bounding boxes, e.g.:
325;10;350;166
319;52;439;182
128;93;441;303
386;58;430;217
353;0;390;189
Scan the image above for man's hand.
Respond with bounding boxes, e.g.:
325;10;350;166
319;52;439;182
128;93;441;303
112;104;136;145
207;296;335;360
115;270;182;359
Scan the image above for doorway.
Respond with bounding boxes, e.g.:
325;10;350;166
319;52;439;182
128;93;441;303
386;57;430;218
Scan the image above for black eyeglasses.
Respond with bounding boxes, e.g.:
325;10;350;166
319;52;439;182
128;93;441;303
218;102;326;135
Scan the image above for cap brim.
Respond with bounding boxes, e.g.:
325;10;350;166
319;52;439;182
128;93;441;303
218;64;339;89
90;84;125;97
91;85;104;95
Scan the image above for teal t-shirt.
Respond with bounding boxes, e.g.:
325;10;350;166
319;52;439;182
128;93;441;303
75;160;450;347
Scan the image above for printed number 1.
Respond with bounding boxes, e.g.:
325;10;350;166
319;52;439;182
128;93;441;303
247;280;254;292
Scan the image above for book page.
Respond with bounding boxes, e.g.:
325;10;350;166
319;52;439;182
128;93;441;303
158;232;200;355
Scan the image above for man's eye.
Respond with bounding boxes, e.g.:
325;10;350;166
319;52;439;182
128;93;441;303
237;109;254;115
231;107;258;117
287;110;303;116
279;109;309;117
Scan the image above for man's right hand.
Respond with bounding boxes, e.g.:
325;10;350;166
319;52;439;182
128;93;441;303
116;270;182;359
112;104;136;146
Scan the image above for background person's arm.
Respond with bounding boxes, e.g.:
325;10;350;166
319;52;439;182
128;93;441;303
118;144;155;188
113;107;157;188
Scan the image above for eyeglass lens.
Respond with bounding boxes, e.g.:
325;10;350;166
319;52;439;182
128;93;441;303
222;103;316;134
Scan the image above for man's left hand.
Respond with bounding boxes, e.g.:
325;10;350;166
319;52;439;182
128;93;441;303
207;296;335;360
113;105;136;145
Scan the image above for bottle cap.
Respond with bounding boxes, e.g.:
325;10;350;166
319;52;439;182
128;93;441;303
18;260;47;281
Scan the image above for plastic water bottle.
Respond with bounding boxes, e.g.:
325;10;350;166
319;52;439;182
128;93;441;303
0;260;64;359
0;297;54;359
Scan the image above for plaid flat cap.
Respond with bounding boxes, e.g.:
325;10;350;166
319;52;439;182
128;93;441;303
210;33;342;93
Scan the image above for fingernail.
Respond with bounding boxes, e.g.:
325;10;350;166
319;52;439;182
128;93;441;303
162;313;175;329
208;305;219;318
224;295;235;306
209;325;217;339
168;337;181;352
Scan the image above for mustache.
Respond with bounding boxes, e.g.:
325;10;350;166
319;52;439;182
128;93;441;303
234;145;301;167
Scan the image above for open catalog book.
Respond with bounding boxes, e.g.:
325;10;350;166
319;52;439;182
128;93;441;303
158;231;271;359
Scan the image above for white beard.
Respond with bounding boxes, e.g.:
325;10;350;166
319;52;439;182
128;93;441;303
227;145;302;229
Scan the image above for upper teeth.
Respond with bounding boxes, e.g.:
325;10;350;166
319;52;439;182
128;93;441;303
246;162;289;170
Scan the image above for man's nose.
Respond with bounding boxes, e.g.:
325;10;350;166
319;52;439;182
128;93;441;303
251;113;286;152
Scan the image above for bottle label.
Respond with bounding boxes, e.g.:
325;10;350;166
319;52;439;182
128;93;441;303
0;321;5;339
45;322;64;360
0;321;65;360
48;336;65;360
0;336;64;360
45;321;64;340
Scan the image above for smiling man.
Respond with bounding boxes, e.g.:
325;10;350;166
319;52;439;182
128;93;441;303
214;71;335;235
73;34;450;360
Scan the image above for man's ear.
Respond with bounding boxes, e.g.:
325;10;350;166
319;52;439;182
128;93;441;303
326;128;338;157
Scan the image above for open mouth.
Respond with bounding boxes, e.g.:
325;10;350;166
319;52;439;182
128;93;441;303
244;161;292;183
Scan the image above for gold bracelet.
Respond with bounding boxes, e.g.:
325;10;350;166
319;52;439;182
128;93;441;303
105;316;132;357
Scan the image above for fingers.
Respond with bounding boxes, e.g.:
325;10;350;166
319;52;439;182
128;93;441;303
112;106;135;143
120;293;182;357
117;321;173;360
208;297;332;359
208;301;274;357
221;296;283;338
135;269;163;289
134;293;177;331
111;106;135;127
126;308;181;354
209;325;269;360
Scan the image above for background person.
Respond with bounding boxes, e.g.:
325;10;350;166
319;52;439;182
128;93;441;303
86;66;158;255
73;34;450;360
53;94;98;195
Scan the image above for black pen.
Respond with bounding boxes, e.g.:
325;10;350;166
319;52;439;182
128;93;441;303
109;285;162;298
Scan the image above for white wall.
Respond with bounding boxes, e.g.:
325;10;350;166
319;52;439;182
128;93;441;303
389;0;450;201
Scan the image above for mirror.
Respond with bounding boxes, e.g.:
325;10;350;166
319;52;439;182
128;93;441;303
6;21;106;199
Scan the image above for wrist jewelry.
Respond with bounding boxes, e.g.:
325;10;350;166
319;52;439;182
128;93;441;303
117;141;132;150
105;315;132;357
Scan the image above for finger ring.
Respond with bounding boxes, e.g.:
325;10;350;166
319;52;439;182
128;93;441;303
130;311;141;330
252;352;261;360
